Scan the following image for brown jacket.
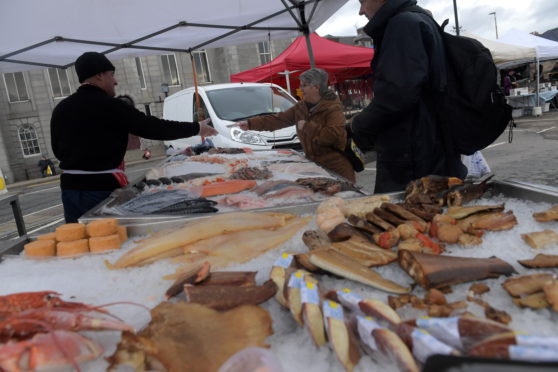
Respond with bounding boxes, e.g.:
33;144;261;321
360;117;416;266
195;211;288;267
248;91;356;182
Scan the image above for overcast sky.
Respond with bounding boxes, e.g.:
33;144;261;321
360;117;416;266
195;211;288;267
316;0;558;39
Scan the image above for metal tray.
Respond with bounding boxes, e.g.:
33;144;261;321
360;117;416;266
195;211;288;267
79;150;367;228
82;179;558;237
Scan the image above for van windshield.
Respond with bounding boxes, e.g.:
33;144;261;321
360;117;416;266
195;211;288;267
206;85;297;121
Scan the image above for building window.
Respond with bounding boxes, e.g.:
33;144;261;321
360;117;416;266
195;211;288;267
3;72;29;102
193;50;211;83
144;104;151;116
161;54;180;86
48;68;72;98
135;57;146;89
258;41;272;64
18;125;41;157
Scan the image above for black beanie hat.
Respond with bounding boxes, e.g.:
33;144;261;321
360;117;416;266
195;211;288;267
75;52;115;83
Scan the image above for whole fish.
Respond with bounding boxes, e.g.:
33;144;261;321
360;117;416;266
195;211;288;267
443;175;494;206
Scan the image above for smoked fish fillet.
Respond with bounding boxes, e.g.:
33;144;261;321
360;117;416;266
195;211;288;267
110;212;293;268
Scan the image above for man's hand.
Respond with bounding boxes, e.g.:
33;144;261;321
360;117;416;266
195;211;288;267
297;120;306;130
198;118;218;137
226;120;249;131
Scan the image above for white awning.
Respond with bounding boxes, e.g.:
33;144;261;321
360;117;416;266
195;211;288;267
499;28;558;61
464;32;537;68
0;0;347;73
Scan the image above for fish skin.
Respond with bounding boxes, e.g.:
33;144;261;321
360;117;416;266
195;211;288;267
309;249;411;294
184;279;278;311
118;189;197;214
399;250;516;289
150;198;218;215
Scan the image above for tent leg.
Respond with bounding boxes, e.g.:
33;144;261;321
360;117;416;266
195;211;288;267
303;32;316;68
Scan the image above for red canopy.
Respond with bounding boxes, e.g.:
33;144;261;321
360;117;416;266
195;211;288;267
230;33;373;91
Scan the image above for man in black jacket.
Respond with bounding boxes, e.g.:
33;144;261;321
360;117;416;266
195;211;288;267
351;0;466;193
51;52;217;223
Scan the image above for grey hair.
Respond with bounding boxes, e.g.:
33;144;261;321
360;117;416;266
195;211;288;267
299;68;329;95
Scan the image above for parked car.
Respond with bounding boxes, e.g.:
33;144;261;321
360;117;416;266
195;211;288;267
163;82;300;150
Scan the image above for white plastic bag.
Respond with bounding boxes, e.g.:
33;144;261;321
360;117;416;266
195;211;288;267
462;151;491;179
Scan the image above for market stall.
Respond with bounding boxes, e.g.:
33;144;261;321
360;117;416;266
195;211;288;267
2;177;558;371
230;32;374;94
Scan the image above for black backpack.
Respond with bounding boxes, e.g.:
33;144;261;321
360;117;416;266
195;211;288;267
404;8;514;155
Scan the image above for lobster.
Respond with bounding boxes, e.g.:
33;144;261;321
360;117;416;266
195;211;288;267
0;330;103;372
0;291;104;317
0;307;135;342
0;291;145;371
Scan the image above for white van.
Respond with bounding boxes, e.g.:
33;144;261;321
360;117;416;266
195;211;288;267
163;82;300;150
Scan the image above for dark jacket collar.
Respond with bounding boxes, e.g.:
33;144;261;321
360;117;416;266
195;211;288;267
77;83;108;95
363;0;417;39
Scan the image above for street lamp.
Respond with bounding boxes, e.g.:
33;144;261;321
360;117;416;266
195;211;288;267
453;0;460;36
489;12;499;39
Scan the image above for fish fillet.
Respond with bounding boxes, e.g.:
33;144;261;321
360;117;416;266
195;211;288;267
110;212;294;268
170;216;312;276
309;249;410;294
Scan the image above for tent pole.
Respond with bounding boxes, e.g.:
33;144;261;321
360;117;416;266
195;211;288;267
190;52;205;126
295;1;315;68
535;55;540;108
303;32;316;68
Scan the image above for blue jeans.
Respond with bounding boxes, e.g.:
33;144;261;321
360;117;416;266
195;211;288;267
61;190;113;223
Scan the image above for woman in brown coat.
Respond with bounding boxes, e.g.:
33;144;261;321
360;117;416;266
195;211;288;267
229;68;356;182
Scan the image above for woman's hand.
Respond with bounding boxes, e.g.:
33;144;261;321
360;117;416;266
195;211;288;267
297;120;306;130
226;120;249;130
198;118;218;137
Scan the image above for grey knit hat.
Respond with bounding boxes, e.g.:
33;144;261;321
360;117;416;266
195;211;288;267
75;52;115;83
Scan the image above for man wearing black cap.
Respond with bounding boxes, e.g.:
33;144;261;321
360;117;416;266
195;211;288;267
51;51;218;223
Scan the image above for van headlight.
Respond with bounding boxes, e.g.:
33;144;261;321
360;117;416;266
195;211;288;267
230;128;266;145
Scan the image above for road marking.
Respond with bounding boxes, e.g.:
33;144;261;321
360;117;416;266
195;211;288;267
516;118;558;123
485;141;507;149
24;203;63;217
537;126;555;134
27;217;65;234
365;168;377;171
22;186;59;196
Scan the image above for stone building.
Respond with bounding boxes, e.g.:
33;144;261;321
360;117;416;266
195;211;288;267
0;38;293;183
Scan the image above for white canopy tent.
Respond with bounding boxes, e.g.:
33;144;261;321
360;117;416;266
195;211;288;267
0;0;347;74
463;32;537;69
499;28;558;61
497;29;558;105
